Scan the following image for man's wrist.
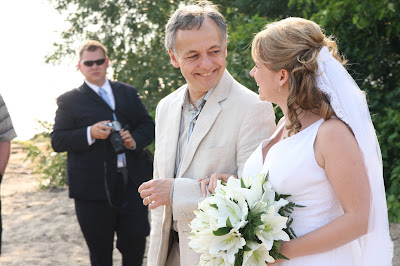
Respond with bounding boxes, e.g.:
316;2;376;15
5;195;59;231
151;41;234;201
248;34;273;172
87;126;95;145
125;139;136;150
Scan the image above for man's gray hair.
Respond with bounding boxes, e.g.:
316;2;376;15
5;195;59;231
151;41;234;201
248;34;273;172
165;1;227;53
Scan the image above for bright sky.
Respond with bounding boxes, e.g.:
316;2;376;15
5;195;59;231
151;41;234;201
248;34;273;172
0;0;84;140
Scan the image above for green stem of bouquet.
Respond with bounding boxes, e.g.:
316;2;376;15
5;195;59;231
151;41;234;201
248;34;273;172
234;249;244;266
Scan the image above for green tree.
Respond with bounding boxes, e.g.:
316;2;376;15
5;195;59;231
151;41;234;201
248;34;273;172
23;121;67;189
47;0;185;112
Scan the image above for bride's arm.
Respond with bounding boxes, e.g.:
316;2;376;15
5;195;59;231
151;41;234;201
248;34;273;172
278;118;370;260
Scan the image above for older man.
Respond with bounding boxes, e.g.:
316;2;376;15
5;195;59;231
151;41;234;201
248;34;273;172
138;2;276;265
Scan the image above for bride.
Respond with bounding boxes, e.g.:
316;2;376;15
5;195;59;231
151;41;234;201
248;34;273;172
200;17;393;265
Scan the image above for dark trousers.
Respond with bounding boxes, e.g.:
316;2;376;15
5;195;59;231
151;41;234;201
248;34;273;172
74;199;146;266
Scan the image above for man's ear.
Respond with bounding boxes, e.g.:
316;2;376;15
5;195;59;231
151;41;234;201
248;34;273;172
168;50;180;68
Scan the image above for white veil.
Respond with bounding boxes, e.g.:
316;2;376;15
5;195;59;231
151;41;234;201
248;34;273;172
316;46;393;265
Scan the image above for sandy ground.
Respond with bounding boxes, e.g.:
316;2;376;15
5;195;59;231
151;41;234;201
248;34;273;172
0;144;148;265
0;143;398;265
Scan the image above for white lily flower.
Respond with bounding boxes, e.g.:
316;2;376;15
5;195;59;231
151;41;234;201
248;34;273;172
256;205;290;250
191;171;298;265
214;179;229;196
255;172;267;187
188;228;215;254
243;241;275;265
209;228;246;264
210;180;249;229
261;181;276;206
199;252;232;266
260;180;290;213
226;177;242;192
216;196;248;229
190;209;211;231
273;198;289;212
227;180;262;209
241;175;252;188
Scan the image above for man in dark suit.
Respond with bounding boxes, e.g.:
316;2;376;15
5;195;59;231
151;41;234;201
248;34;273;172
51;40;154;266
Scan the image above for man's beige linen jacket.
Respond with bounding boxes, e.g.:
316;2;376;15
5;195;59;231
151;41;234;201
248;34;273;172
148;70;276;266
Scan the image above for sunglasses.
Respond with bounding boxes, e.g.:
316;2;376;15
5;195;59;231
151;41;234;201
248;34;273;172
81;58;106;67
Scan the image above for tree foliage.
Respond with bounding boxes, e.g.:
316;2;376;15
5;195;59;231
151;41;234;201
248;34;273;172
23;121;67;189
47;0;184;112
46;0;400;220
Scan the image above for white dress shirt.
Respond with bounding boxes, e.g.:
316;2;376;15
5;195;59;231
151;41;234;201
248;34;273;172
85;79;114;145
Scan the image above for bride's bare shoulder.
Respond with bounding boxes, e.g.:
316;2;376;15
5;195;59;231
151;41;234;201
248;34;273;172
319;118;353;137
317;118;358;151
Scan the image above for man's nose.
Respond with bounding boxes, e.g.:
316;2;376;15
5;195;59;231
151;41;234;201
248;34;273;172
199;55;213;69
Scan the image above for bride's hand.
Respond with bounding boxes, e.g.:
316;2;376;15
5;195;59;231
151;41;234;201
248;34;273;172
197;173;237;197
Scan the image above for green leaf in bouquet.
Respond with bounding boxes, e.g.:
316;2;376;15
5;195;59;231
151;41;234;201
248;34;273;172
278;202;305;217
276;193;291;201
213;227;231;236
243;245;252;252
241;209;263;242
269;240;290;261
226;217;233;228
286;217;293;227
264;172;269;183
285;226;298;239
210;203;218;209
241;177;247;188
254;218;264;226
234;249;245;266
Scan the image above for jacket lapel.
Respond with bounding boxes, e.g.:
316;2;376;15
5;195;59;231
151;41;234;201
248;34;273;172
176;70;233;178
110;81;121;110
80;82;113;111
162;87;186;179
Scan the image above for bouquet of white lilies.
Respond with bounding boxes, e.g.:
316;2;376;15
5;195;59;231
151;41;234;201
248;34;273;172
189;173;301;266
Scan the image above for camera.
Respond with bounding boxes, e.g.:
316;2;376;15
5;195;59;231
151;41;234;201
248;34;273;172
104;121;125;154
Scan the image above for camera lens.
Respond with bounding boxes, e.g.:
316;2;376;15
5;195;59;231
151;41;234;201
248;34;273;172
109;131;125;154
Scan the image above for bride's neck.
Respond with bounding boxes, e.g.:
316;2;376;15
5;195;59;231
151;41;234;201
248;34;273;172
284;110;321;130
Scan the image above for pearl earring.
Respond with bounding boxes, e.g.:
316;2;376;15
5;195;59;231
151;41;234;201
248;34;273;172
278;87;281;92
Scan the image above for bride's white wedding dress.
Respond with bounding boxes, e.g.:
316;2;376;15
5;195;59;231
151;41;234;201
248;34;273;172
242;119;361;265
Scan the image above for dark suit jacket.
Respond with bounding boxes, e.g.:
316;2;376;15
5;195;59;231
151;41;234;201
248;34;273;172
51;81;154;236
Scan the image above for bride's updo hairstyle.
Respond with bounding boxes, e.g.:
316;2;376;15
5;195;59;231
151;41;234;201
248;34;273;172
252;17;346;135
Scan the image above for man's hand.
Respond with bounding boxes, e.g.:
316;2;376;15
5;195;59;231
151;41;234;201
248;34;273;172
138;179;174;209
197;173;236;196
90;120;112;140
120;129;136;149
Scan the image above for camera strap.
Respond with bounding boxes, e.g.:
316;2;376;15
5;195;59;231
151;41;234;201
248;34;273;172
103;162;129;209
